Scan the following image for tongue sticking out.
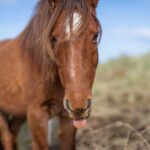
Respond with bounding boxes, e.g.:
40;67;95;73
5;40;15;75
73;119;87;129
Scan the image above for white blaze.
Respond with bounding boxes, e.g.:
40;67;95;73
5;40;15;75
66;12;82;79
66;12;81;34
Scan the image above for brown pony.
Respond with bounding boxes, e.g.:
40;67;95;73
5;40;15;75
0;0;101;150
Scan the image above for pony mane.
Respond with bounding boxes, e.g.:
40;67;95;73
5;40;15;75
20;0;101;81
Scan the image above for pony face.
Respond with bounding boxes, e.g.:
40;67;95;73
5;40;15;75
49;0;101;128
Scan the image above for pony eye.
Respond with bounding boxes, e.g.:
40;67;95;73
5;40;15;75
93;32;99;43
51;36;57;47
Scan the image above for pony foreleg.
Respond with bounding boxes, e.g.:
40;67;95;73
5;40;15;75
9;117;25;150
27;106;49;150
59;115;76;150
0;115;14;150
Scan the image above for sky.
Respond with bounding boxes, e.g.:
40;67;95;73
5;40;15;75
0;0;150;62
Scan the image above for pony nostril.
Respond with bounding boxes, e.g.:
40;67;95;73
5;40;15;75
63;99;72;111
85;99;92;109
63;99;69;111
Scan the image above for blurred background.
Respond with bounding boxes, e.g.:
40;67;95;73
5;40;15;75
0;0;150;150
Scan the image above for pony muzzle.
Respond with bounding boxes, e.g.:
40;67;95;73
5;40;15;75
63;99;92;128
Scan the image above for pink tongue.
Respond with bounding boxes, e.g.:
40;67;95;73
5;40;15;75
73;119;87;129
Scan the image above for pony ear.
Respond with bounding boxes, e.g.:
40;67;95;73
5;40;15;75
88;0;99;8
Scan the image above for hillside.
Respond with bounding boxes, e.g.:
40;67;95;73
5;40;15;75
95;53;150;94
93;53;150;117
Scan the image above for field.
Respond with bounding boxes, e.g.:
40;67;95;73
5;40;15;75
18;53;150;150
